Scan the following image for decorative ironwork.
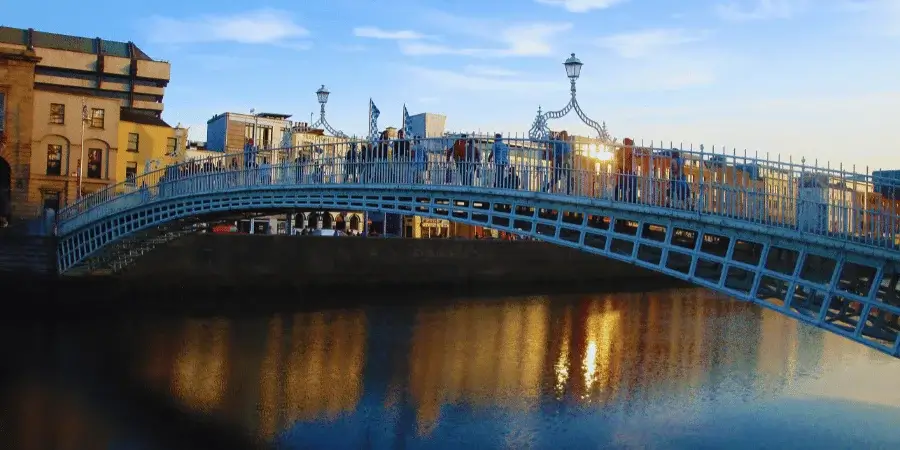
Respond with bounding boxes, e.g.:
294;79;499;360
311;85;347;137
529;53;612;143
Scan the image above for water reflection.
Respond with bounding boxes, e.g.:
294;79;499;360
5;288;900;449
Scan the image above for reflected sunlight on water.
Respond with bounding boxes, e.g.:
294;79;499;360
5;287;900;449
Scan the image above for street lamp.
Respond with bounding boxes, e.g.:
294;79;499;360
529;53;611;143
316;85;330;104
311;84;346;137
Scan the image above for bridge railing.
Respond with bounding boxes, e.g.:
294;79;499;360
57;135;900;251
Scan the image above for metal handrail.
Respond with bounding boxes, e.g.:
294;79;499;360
57;135;900;252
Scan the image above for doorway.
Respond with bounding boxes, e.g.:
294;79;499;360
0;156;11;223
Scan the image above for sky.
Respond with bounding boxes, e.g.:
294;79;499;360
4;0;900;170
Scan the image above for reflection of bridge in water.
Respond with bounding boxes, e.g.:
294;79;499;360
5;291;844;448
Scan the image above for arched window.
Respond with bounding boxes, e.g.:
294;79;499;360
349;214;361;231
322;212;333;229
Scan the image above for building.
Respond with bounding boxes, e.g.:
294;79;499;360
0;27;172;221
184;141;220;162
0;26;171;118
0;46;40;222
406;112;447;138
116;108;185;186
32;90;121;210
205;112;293;153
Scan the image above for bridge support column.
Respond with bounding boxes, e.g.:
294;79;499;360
285;212;294;235
249;218;255;234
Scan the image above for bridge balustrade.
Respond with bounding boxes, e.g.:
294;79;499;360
57;136;900;251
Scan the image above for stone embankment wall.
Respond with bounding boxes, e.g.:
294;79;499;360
125;235;674;293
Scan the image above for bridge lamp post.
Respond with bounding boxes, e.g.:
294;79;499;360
529;53;613;145
312;85;347;138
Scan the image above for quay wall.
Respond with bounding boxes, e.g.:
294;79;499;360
124;235;672;292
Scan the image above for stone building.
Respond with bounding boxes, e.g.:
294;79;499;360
0;26;171;220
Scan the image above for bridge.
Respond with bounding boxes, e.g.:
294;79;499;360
53;135;900;358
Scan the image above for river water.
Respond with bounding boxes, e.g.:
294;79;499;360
3;288;900;449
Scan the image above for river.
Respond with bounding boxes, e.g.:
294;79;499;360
3;288;900;449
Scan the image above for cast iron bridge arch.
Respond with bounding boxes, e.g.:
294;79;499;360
53;137;900;358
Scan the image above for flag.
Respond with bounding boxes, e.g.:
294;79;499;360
402;104;413;138
369;98;381;140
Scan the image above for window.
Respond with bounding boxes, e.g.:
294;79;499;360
125;161;137;186
127;132;139;152
42;191;60;212
244;124;254;145
49;103;65;124
259;126;273;149
166;137;177;155
46;144;62;176
87;148;102;179
90;108;105;128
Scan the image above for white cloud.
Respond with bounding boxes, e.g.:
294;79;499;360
145;9;310;46
396;21;572;58
595;29;708;58
840;0;900;36
535;0;629;13
352;27;429;40
716;0;808;21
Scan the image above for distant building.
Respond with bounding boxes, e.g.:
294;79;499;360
407;112;447;138
184;141;220;162
205;112;293;153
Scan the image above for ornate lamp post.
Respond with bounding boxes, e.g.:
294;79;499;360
529;53;612;142
312;85;347;137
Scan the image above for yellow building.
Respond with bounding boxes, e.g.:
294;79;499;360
117;109;184;187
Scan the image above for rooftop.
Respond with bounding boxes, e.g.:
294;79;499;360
0;26;155;61
120;108;171;128
256;113;292;120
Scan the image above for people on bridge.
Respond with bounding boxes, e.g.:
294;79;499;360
549;130;573;194
615;137;638;203
668;150;691;208
393;130;412;182
489;133;510;188
445;134;480;185
345;142;359;183
413;136;427;183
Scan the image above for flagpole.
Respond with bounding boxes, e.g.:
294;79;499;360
78;97;86;199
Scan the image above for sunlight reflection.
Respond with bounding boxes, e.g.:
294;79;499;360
554;306;572;400
170;318;230;411
583;299;621;400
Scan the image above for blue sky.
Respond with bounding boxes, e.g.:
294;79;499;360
6;0;900;169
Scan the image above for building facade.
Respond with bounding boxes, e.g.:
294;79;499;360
206;112;293;153
0;47;40;222
116;108;184;186
407;112;447;138
0;26;170;118
31;90;121;211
